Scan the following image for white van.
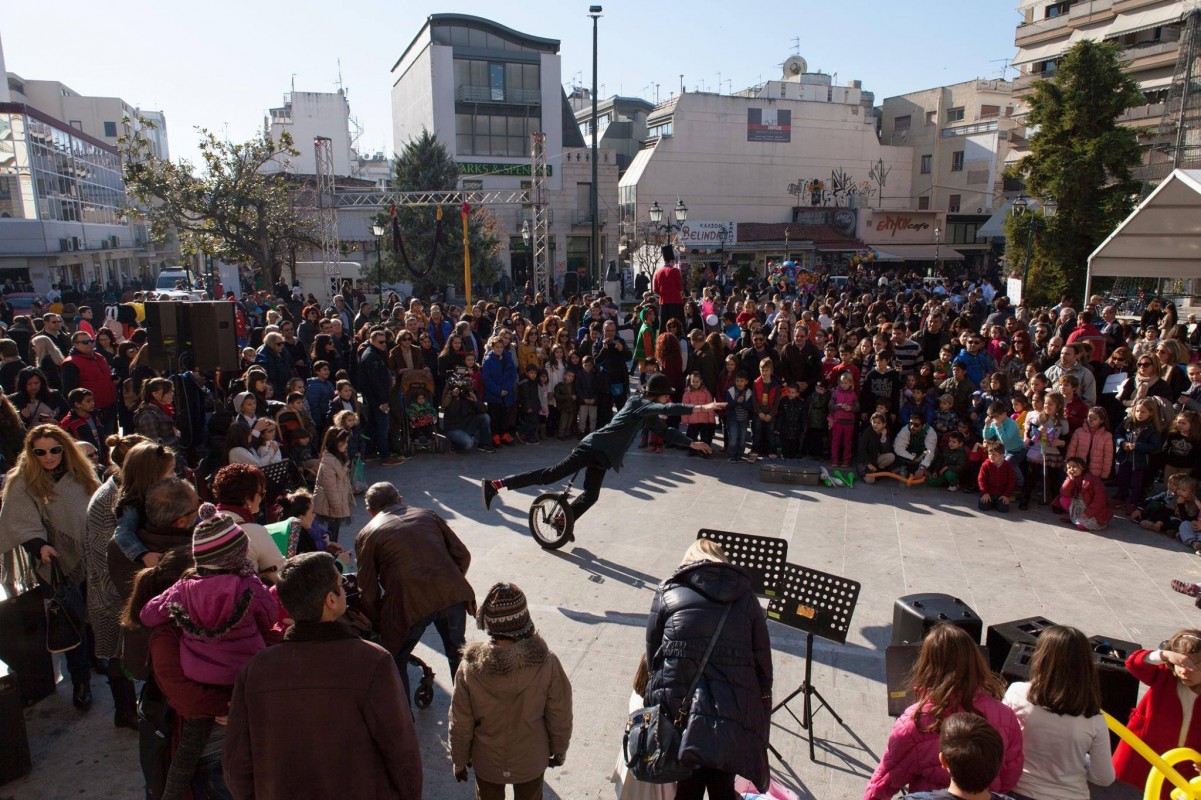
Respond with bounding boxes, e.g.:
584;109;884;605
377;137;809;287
293;261;413;304
153;267;205;301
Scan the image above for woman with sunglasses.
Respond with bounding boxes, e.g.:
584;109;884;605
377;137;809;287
0;424;101;710
1116;355;1173;412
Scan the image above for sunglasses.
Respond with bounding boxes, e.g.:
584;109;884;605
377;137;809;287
76;339;94;345
1138;361;1155;367
33;445;64;457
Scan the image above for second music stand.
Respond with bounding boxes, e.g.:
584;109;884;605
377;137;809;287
696;529;788;596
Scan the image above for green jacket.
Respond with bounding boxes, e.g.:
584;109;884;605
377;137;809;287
631;309;657;364
580;395;693;471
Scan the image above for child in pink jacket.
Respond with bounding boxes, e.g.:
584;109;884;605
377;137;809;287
681;372;716;456
1065;406;1114;480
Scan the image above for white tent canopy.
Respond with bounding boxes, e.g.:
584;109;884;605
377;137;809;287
1086;169;1201;300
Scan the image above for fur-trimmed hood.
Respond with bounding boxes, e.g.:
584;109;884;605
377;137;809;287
461;634;549;679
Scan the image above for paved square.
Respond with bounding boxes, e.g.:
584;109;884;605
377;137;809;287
13;442;1195;799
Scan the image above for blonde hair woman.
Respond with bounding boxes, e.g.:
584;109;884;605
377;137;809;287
0;423;101;709
31;333;65;391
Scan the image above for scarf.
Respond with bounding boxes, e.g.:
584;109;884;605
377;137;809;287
215;504;257;525
153;398;175;418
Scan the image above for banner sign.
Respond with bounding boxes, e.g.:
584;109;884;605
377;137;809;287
678;221;737;247
747;108;791;143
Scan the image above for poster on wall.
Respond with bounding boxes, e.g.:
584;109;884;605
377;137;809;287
747;108;791;142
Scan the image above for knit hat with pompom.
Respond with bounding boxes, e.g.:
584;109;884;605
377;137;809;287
192;502;251;574
476;582;535;640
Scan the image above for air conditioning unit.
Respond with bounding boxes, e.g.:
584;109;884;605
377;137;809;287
59;238;71;252
101;239;110;250
110;235;120;247
71;236;82;250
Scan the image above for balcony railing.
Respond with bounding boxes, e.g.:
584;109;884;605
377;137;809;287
572;208;608;227
940;119;999;138
1016;0;1116;44
456;85;542;105
1119;39;1180;64
1119;102;1166;122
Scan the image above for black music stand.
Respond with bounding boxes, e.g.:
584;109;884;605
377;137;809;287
696;530;788;596
767;562;861;761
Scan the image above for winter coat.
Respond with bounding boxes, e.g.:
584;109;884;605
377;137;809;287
254;344;293;399
978;460;1018;497
1114;420;1163;471
775;396;806;440
305;377;334;427
313;452;353;519
516;377;541;415
594;337;631;396
681;388;715;425
449;635;574;784
1066;426;1115;480
61;348;116;409
644;561;772;792
685;345;721;396
0;471;92;585
830;387;858;425
1113;649;1201;796
358;345;393;407
133;401;178;449
863;691;1023;800
354;503;473;653
139;573;278;686
752;375;783;418
894;425;938;468
859;427;892;466
807;389;830;429
482;349;517;407
652;264;684;305
223;621;422;800
552;381;579;417
776;341;823;391
1058;473;1113;526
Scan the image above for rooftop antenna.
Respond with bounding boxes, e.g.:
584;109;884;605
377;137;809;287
290;73;296;94
790;37;801;56
336;58;343;93
655;83;660;103
716;71;722;94
989;57;1016;80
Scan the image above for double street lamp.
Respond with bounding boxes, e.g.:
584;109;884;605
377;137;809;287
1010;193;1058;298
648;199;688;254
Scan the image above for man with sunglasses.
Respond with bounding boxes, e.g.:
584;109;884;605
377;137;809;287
951;334;995;388
61;329;117;436
1044;343;1097;406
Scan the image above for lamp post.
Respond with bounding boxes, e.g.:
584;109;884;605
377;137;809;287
1010;194;1058;302
589;5;602;291
371;222;386;312
648;199;688;259
934;225;941;278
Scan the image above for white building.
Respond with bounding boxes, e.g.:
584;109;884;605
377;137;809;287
618;56;913;275
390;13;617;292
263;90;355;177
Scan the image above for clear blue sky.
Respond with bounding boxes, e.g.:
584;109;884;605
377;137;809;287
3;0;1020;168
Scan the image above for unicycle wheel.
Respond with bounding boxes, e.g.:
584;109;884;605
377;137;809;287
414;680;434;708
528;492;575;550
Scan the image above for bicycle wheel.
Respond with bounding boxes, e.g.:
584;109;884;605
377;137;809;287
528;492;575;550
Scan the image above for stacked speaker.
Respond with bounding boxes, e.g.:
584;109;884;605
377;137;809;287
144;301;240;372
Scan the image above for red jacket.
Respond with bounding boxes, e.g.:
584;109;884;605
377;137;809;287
61;348;116;409
1114;649;1201;796
1067;322;1108;362
652;264;684;305
978;459;1017;496
1057;473;1113;526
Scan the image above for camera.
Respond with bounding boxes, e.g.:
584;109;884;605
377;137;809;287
447;370;474;392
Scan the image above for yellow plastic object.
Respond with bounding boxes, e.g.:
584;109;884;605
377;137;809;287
1103;711;1201;799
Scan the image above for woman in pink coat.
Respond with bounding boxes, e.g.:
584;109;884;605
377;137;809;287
864;623;1023;800
1065;406;1115;480
1057;457;1114;531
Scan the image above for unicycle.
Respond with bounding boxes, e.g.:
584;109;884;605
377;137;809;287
528;471;578;550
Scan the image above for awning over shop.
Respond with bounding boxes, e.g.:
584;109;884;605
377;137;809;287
1108;5;1184;38
1086;169;1201;297
872;244;965;262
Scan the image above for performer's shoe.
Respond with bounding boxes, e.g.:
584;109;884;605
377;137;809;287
482;479;500;511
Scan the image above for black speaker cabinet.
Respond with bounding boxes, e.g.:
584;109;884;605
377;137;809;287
1001;642;1036;684
986;616;1057;674
183;302;239;372
0;659;31;784
1090;634;1141;737
143;302;185;372
891;593;983;646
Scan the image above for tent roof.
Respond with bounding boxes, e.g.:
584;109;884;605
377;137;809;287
1088;169;1201;279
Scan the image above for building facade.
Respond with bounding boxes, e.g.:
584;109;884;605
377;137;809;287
570;91;654;176
618;57;914;277
263;90;356;177
390;14;617;292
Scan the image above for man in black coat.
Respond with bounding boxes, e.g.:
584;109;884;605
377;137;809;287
912;312;952;364
592;319;630;428
776;326;822;396
358;328;402;465
737;330;778;382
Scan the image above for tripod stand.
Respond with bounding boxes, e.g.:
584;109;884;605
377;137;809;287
767;562;861;762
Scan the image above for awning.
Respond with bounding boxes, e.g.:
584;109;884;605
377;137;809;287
1087;169;1201;289
1012;38;1071;67
872;244;965;261
1107;5;1183;38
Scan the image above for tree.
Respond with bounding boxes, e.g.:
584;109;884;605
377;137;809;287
120;120;319;286
381;129;503;295
1005;40;1143;303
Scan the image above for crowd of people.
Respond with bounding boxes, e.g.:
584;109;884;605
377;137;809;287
1;254;1200;799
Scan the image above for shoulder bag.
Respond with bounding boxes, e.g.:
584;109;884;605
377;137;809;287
45;558;86;654
623;601;732;784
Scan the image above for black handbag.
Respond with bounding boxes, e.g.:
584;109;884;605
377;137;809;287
623;602;732;784
45;559;86;654
0;548;55;705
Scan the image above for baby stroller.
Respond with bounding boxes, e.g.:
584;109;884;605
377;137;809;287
392;367;449;456
340;571;436;708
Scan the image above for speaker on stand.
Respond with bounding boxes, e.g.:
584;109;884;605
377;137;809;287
181;301;239;372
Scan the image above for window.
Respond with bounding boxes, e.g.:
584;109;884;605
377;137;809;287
648;120;673;138
951;151;965;171
945;107;965;123
489;64;505;101
893;115;911;132
1045;1;1072;18
103;121;117;137
979;104;1000;118
69;120;83;131
454;111;536;156
925;111;936;126
918;196;930;210
948;194;961;213
920;154;932;174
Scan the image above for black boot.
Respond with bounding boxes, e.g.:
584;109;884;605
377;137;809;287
108;660;138;730
73;680;93;711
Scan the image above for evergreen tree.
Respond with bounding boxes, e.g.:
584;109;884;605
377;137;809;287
382;129;502;295
1005;39;1143;303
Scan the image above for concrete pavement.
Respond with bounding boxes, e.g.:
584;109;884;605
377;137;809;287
9;439;1194;799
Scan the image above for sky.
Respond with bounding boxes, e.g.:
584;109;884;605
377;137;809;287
2;0;1021;168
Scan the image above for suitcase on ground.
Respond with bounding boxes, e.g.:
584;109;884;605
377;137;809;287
0;550;56;706
0;658;32;784
760;461;820;486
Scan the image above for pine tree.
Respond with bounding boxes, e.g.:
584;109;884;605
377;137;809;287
1006;39;1143;303
382;130;502;296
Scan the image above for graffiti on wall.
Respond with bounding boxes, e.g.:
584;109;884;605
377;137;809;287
787;169;877;208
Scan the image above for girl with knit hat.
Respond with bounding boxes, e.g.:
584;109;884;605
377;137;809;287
450;582;573;800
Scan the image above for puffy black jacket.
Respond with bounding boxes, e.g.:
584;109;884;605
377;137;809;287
644;561;772;790
357;345;392;407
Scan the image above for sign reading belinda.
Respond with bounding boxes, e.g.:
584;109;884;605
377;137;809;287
678;221;737;247
861;211;939;244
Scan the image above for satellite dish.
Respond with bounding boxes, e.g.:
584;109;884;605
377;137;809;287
783;56;807;78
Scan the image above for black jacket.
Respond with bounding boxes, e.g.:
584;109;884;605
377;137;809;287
357;345;392;407
644;561;772;791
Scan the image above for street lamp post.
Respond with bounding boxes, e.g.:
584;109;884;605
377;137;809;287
934;225;941;278
648;199;688;259
1010;193;1058;303
371;222;386;312
588;5;603;291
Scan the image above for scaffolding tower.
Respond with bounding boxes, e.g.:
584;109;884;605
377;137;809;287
530;132;552;298
314;136;342;295
1146;9;1201;182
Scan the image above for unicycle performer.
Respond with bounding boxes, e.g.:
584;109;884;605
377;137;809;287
482;373;726;521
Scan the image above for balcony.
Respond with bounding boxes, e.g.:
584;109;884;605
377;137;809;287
456;85;542;105
1119;101;1166;125
1016;0;1115;46
572;208;608;227
1120;38;1180;69
940;119;999;138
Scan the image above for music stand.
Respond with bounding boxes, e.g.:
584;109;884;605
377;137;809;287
696;529;788;597
767;562;861;761
260;460;297;495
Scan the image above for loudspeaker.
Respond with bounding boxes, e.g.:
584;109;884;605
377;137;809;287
1001;642;1036;684
182;302;239;372
986;616;1056;674
0;660;31;784
1090;634;1141;738
143;302;185;372
885;643;992;717
891;593;983;646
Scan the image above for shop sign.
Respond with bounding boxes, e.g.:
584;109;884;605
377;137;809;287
456;162;553;177
678;221;736;247
862;212;938;243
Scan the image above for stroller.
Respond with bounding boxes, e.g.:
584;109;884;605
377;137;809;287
340;570;436;709
391;367;449;456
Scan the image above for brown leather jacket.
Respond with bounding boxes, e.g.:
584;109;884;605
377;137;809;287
354;504;473;651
